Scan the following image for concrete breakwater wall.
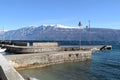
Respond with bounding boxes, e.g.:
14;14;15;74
1;41;112;54
0;54;24;80
4;42;61;54
5;51;92;70
33;42;59;47
5;46;61;54
5;45;112;54
0;41;59;47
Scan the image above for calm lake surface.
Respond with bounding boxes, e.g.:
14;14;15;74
17;41;120;80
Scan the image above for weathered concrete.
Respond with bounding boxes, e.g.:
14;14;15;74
5;51;92;70
0;66;8;80
5;45;61;54
80;45;112;51
33;42;59;47
5;45;112;54
60;45;112;52
0;54;24;80
0;41;29;46
13;42;30;46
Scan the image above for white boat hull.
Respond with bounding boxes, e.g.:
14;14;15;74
0;48;6;52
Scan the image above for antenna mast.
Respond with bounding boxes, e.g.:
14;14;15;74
88;20;91;45
78;21;82;50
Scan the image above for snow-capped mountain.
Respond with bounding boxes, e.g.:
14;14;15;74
54;24;79;29
2;25;120;41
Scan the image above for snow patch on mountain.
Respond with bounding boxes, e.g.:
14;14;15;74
55;24;78;29
38;24;78;29
2;24;120;41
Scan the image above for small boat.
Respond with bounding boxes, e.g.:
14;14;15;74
0;47;6;52
0;27;6;53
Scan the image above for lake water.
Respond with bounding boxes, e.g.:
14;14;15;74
16;41;120;80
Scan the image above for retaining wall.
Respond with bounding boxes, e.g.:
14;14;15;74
32;42;59;47
12;42;30;46
0;54;24;80
6;46;61;54
5;51;92;70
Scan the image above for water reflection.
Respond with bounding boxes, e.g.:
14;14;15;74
18;50;120;80
18;61;92;80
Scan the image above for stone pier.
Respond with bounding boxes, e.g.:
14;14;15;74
5;51;92;70
0;41;112;80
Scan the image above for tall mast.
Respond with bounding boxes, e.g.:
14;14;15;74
88;20;91;45
78;21;82;49
2;27;5;41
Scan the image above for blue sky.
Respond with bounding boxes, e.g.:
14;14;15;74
0;0;120;30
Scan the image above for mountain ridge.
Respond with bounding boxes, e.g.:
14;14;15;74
0;25;120;41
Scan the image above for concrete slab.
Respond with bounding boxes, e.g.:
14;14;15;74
0;54;24;80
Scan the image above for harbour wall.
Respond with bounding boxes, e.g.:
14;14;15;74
33;42;59;47
0;41;29;47
1;41;112;54
0;54;24;80
5;51;92;70
0;41;59;47
5;46;61;54
5;45;112;54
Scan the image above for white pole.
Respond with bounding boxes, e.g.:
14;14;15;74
2;27;5;41
78;21;82;50
88;20;91;45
